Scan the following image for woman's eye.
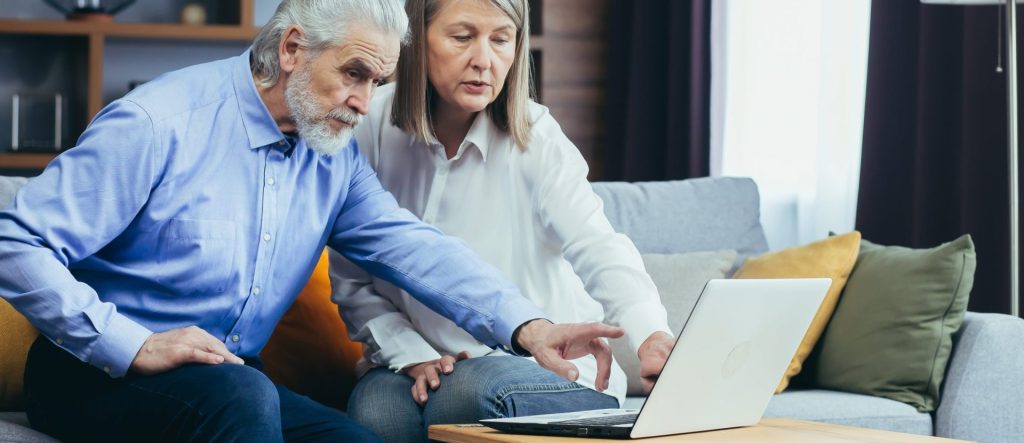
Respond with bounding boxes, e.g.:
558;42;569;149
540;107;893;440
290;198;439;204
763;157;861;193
453;35;472;43
492;38;510;45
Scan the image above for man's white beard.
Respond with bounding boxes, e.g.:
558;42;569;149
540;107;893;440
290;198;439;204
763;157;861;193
285;64;362;156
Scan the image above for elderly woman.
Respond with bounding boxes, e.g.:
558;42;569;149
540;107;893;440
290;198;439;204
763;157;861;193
330;0;676;441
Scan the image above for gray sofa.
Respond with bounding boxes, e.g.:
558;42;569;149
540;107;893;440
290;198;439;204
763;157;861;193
2;175;1023;442
595;177;1024;443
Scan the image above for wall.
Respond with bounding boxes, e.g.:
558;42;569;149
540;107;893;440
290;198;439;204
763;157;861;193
535;0;610;179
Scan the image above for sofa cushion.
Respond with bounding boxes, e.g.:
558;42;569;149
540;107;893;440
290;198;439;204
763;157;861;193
814;235;975;413
0;412;59;443
611;250;736;395
260;249;363;411
763;389;933;436
732;231;861;393
0;176;37;412
0;301;37;412
592;178;769;267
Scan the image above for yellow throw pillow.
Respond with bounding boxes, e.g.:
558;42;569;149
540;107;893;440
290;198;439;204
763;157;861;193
0;298;38;411
261;249;364;410
733;231;860;393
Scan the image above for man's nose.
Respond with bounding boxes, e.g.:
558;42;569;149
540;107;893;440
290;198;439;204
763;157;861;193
345;82;373;116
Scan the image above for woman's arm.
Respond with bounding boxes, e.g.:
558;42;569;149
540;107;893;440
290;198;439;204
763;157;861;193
328;248;444;372
528;119;672;357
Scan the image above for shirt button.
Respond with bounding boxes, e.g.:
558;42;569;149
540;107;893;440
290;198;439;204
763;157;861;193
252;286;261;295
231;334;240;343
103;366;110;374
267;178;275;186
263;233;271;241
55;337;63;345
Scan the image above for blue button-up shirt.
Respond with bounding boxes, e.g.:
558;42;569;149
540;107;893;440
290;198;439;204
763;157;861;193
0;51;544;378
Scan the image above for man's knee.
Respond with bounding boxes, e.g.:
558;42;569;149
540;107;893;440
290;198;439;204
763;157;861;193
169;364;281;440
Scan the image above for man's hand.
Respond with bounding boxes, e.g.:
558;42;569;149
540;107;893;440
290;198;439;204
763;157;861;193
402;351;470;405
130;326;245;375
515;320;624;392
637;331;675;394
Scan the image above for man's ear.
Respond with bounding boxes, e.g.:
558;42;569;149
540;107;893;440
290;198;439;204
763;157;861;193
278;25;305;75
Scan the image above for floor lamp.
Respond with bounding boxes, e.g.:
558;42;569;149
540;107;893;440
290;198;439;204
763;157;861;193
922;0;1019;317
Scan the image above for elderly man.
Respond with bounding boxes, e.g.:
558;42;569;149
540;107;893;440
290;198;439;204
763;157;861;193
0;1;624;441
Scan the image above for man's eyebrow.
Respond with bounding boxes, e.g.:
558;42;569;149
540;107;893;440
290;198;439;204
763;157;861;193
341;59;381;77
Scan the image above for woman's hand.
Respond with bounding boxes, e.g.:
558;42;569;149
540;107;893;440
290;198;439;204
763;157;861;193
638;331;675;394
402;351;471;405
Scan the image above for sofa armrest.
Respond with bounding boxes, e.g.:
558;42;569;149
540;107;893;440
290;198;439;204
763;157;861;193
934;312;1024;442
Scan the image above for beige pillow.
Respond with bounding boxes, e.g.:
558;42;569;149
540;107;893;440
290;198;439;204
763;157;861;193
733;231;861;393
611;250;737;396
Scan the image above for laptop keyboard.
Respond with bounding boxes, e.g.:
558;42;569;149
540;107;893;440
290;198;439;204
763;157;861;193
550;413;638;427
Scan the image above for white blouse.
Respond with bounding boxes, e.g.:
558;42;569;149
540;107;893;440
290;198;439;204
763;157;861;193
329;83;671;405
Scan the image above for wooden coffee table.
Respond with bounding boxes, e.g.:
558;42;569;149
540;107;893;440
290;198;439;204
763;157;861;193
428;419;972;442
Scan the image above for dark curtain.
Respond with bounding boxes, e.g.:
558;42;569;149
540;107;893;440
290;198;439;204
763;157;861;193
858;0;1022;314
603;0;711;182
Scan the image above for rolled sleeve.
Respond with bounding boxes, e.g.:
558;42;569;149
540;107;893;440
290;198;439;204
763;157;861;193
616;303;673;356
364;313;443;372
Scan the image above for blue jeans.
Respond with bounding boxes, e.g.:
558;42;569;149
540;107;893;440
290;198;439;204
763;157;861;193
348;355;619;443
24;337;382;443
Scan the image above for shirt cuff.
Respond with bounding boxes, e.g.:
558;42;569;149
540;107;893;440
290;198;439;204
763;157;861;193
87;314;153;378
365;313;444;372
492;295;548;355
617;303;673;357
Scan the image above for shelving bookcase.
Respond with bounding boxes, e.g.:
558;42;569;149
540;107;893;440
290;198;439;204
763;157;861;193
0;0;259;171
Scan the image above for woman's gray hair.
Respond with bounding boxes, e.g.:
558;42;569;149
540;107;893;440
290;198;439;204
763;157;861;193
251;0;410;88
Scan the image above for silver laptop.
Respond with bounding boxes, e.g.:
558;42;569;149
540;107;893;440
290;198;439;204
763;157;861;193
480;278;831;439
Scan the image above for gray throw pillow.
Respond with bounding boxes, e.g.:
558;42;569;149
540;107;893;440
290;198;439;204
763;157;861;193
814;235;975;412
612;250;737;396
0;176;29;209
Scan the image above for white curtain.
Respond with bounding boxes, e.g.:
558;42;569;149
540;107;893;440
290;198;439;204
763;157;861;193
710;0;872;250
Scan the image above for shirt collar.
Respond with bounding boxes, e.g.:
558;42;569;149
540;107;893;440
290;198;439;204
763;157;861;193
233;49;288;150
461;111;493;162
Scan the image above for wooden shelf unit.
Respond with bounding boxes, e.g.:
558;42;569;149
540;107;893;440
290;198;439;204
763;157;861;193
0;1;257;171
0;20;258;40
0;0;612;176
0;153;58;170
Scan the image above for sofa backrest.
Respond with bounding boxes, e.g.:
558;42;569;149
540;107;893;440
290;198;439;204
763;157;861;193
0;176;28;209
1;174;770;263
592;177;769;264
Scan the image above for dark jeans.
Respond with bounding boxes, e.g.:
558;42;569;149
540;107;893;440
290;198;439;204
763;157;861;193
24;337;382;443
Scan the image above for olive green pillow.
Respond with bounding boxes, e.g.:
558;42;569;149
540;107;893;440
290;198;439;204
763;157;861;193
814;235;975;412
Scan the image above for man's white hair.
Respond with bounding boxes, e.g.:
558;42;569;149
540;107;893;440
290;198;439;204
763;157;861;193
251;0;409;88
